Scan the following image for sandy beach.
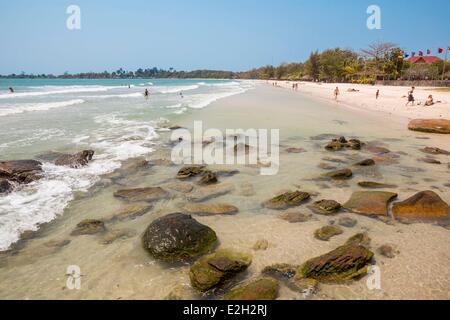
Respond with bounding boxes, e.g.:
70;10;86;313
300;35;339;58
269;81;450;121
0;83;449;300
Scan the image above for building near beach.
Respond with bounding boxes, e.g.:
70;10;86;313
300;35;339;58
407;56;443;64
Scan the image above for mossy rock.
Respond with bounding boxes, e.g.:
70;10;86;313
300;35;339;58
346;232;371;248
177;165;206;179
308;200;341;215
223;278;279;300
142;213;217;263
314;225;344;241
263;191;310;210
262;263;298;280
297;242;374;283
189;249;252;292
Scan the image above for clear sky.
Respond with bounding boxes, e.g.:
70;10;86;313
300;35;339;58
1;0;449;74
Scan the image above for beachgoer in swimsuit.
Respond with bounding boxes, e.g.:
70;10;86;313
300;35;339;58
424;95;434;106
405;88;415;106
334;87;339;100
9;87;14;93
144;89;149;98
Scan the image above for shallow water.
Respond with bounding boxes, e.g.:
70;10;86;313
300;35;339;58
0;84;449;300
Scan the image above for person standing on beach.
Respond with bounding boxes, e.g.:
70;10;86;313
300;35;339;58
144;88;149;99
334;87;339;101
9;87;14;93
376;89;380;99
405;87;415;106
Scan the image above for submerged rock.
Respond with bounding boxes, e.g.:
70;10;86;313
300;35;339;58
101;228;137;245
198;171;218;185
296;241;374;283
166;182;194;193
325;137;362;151
176;165;207;180
345;233;371;248
253;239;269;251
223;278;279;300
104;203;152;222
408;119;450;134
189;249;252;292
419;157;441;165
263;191;310;210
337;217;358;228
71;219;106;236
323;168;353;180
55;150;94;168
343;191;398;217
279;211;313;223
314;225;344;241
286;147;306;154
0;160;43;184
392;191;450;221
358;181;398;189
0;179;13;194
289;277;320;296
308;200;341;215
420;147;450;155
183;203;238;216
262;263;298;280
377;245;398;259
355;159;376;166
186;183;234;202
114;187;169;203
142;213;217;263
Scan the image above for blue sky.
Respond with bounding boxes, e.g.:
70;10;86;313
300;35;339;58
0;0;449;74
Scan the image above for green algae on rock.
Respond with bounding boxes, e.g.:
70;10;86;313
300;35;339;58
223;278;279;300
314;225;344;241
189;249;252;292
263;191;311;210
308;200;341;215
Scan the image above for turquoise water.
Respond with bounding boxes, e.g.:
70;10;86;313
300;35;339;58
0;78;252;251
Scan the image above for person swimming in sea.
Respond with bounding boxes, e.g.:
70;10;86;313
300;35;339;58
144;89;149;98
179;92;183;99
9;87;14;93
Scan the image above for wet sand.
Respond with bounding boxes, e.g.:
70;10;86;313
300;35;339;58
0;84;449;300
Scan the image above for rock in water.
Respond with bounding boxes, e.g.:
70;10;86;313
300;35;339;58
338;217;358;228
189;249;252;291
314;225;344;241
0;179;13;194
323;168;353;180
346;233;371;248
183;203;239;216
377;245;397;258
55;150;94;168
343;191;398;217
263;191;310;210
308;200;341;215
286;147;306;154
0;160;43;184
104;203;152;222
71;219;106;236
297;242;374;283
223;278;279;300
177;165;206;179
198;171;218;185
408;119;450;134
355;159;376;166
186;183;234;202
142;213;217;262
358;181;398;189
420;147;450;155
392;191;450;221
279;212;313;223
114;187;169;202
262;263;298;280
253;239;269;251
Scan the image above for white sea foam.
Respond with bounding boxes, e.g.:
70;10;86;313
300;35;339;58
154;85;199;94
0;99;85;116
82;92;143;99
187;87;247;109
0;86;118;99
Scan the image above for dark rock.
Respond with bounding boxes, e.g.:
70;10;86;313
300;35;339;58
142;213;217;263
314;225;344;241
55;150;94;168
392;191;450;221
198;171;218;185
224;278;279;300
71;219;106;236
343;191;398;217
325;137;362;151
355;159;375;166
263;191;311;210
296;241;374;283
358;181;398;189
0;160;43;184
113;187;169;202
0;179;13;194
308;200;341;215
419;157;441;165
189;249;251;292
318;163;337;170
176;165;206;179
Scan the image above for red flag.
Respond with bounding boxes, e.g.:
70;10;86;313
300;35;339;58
427;49;431;55
438;48;443;54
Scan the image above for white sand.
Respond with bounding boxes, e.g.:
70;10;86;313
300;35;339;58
266;81;450;121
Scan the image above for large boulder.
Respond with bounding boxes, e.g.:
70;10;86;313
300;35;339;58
114;187;169;202
343;191;398;217
263;191;310;210
0;160;43;184
55;150;95;168
296;241;374;283
408;119;450;134
392;191;450;221
189;249;252;292
142;213;217;262
223;278;279;300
